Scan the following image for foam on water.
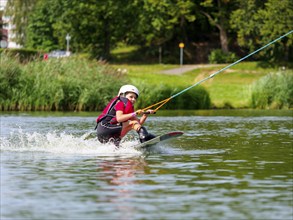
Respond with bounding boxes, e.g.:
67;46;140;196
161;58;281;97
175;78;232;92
0;129;227;158
0;129;167;158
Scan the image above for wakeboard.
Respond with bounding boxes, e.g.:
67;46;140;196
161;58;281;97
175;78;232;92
133;131;183;150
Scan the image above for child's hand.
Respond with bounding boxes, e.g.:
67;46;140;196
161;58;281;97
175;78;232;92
136;109;156;115
135;109;144;115
145;109;155;114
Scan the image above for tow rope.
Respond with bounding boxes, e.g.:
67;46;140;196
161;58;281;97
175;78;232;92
137;30;293;114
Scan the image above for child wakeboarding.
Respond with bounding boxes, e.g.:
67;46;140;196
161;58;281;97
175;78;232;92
96;85;156;147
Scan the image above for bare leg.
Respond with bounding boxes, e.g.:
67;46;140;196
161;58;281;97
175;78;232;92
120;120;141;138
120;120;155;143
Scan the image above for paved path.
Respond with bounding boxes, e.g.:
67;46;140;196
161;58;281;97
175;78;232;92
160;64;221;75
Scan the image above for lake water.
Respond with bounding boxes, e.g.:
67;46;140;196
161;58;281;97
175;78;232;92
1;110;292;220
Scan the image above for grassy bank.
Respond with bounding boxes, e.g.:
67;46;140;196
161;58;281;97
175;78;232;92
1;51;292;111
111;62;287;108
0;55;126;111
0;54;210;111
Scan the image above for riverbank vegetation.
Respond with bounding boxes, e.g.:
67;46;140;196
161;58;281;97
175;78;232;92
251;72;293;109
112;62;292;109
0;53;211;111
1;53;292;111
0;54;125;111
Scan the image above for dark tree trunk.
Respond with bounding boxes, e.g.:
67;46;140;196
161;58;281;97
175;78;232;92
201;0;230;53
218;25;229;53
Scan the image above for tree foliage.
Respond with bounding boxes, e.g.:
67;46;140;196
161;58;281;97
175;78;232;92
25;0;140;59
199;0;237;53
230;0;293;61
134;0;196;46
25;0;60;51
4;0;293;63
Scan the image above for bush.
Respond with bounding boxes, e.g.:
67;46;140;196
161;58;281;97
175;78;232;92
208;49;238;64
135;83;211;110
251;70;293;109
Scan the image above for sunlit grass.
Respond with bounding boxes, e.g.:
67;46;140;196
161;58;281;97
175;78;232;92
110;62;278;108
111;64;189;86
111;45;140;54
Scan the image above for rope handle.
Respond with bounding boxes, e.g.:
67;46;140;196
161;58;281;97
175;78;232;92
136;97;171;115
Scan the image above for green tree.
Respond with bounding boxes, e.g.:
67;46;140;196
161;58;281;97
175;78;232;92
26;0;140;59
129;0;197;63
199;0;237;53
26;0;60;51
7;0;291;63
256;0;293;61
61;0;139;59
134;0;196;46
231;0;293;61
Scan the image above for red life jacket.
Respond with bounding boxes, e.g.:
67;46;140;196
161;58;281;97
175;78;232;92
96;96;128;124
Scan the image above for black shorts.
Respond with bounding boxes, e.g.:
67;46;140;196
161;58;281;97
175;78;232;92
96;121;122;146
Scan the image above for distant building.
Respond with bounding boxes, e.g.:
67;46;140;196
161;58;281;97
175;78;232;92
0;0;5;11
0;0;21;48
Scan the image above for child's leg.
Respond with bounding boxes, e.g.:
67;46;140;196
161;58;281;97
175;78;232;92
120;120;141;138
120;120;156;143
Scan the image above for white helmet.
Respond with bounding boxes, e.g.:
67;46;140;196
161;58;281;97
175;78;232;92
118;85;139;97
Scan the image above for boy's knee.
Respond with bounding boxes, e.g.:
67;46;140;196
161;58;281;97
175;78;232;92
131;121;141;131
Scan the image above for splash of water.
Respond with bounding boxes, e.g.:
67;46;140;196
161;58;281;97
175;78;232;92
0;129;166;157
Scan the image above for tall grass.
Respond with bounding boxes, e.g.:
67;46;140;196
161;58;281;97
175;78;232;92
0;54;23;110
251;70;293;109
0;54;126;111
0;54;211;111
